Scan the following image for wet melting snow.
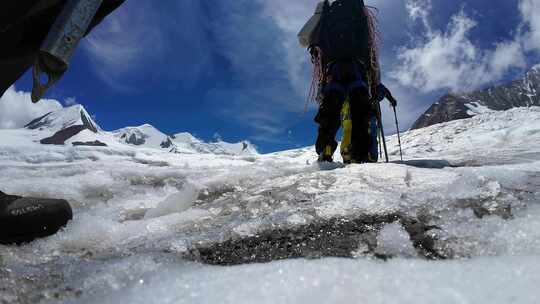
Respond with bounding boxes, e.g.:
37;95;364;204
0;107;540;303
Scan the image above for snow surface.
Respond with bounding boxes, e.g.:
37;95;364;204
1;107;540;303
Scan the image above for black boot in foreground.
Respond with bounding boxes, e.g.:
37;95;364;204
0;191;72;245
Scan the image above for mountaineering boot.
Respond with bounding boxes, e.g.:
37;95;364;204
0;191;73;245
315;90;343;163
318;145;335;162
318;145;334;162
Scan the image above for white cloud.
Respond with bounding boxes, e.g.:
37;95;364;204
519;0;540;52
207;86;289;140
81;1;213;92
404;0;432;31
0;87;63;129
391;0;531;93
81;2;164;91
390;0;540;93
490;41;527;77
261;0;314;98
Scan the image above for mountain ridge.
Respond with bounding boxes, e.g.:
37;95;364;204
21;105;258;155
412;65;540;130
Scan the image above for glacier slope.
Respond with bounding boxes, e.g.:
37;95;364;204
0;107;539;303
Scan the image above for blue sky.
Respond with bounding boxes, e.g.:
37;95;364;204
6;0;540;153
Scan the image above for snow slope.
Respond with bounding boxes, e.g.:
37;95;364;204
1;107;539;303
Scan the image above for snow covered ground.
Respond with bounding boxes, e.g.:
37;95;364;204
1;107;540;303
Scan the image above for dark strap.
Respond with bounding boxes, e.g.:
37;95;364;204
0;192;21;200
0;192;22;209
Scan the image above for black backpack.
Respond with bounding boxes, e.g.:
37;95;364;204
318;0;370;64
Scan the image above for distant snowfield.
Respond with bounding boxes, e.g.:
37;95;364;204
1;107;540;303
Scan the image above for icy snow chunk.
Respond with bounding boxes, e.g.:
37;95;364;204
169;240;189;254
376;222;417;257
286;214;308;225
233;220;263;237
50;214;119;252
144;183;199;219
315;161;346;171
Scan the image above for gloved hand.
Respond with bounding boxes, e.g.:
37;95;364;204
388;94;397;107
377;83;398;107
376;83;387;102
387;93;397;107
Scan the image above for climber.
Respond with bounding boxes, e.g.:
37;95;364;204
298;0;396;163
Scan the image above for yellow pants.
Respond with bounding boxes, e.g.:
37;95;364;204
340;98;379;163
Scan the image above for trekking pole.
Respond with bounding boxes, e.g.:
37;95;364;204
392;105;404;161
384;91;403;162
375;101;389;163
378;127;383;160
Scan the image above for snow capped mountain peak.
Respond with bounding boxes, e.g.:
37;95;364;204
113;124;169;148
168;133;258;155
523;64;540;80
138;123;157;130
20;104;107;146
111;126;257;155
211;139;258;155
25;104;100;133
171;132;201;144
12;103;257;155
